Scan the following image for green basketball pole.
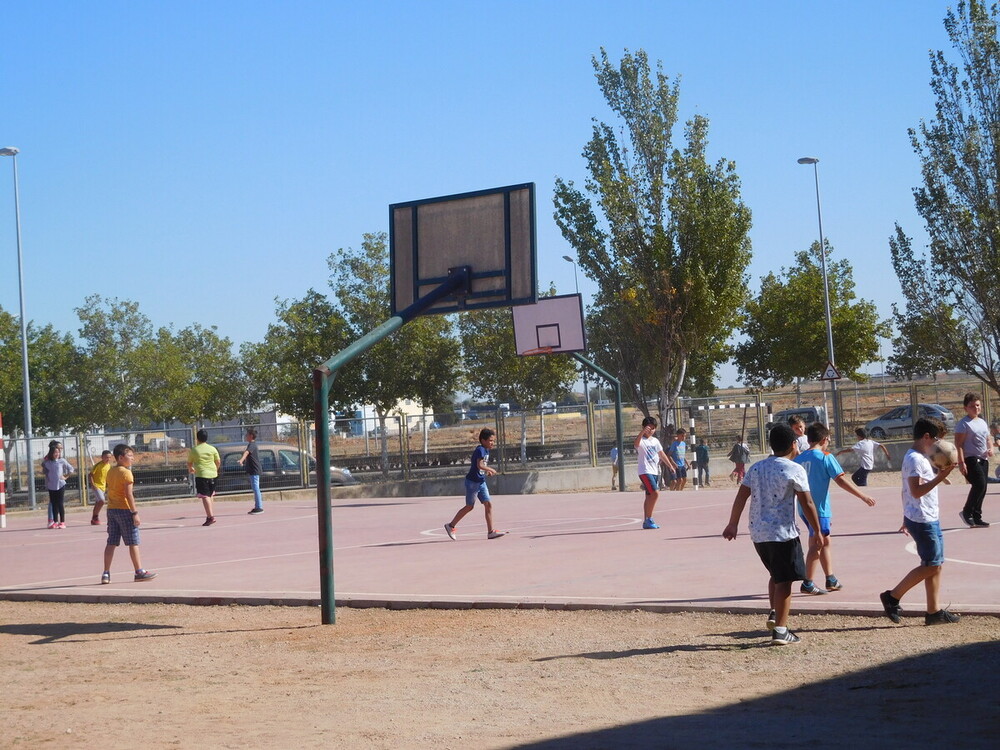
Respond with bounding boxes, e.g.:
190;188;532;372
571;353;625;493
312;267;471;625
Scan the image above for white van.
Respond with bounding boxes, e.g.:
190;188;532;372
768;406;828;429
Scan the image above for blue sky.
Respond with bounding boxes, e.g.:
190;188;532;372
0;1;954;389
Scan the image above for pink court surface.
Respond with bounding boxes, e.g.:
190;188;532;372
1;482;998;617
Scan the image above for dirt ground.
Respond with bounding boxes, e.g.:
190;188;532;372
2;601;997;749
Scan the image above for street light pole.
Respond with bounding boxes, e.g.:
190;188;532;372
1;147;36;510
562;255;590;408
797;156;840;444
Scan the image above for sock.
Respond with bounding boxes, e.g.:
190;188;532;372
803;579;814;587
773;626;788;634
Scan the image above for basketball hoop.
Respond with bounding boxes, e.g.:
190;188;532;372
520;346;554;357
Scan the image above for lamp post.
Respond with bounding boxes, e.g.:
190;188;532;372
797;156;840;444
0;147;36;510
562;255;590;408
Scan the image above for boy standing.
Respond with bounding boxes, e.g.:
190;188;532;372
444;428;507;540
187;429;221;526
836;427;891;487
668;429;688;491
956;392;992;527
723;423;825;645
788;415;810;455
695;439;710;488
89;450;113;525
795;422;876;594
101;444;156;583
880;418;960;625
635;417;677;529
238;428;264;514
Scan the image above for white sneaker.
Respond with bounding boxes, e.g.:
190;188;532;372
444;524;457;540
487;530;508;540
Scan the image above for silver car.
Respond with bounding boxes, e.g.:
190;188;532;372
864;403;956;439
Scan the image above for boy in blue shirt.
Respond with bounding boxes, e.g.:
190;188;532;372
444;428;507;541
668;429;688;491
794;422;876;594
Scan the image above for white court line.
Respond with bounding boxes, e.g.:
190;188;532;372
903;527;999;568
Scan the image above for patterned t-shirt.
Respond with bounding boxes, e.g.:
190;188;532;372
742;455;810;543
637;436;664;477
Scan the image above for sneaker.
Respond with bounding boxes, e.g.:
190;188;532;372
487;530;508;540
959;512;975;527
766;609;777;631
90;517;101;525
100;572;110;585
642;518;660;530
248;507;264;515
203;517;216;526
825;577;843;591
880;590;902;624
800;581;828;595
134;570;157;582
57;522;66;529
973;518;991;528
770;628;801;645
925;608;961;625
444;524;457;540
47;521;57;529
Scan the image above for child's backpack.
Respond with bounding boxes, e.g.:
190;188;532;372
728;443;750;464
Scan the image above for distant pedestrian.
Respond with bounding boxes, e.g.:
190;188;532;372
879;417;960;626
101;444;156;584
187;429;221;526
836;427;891;487
728;436;751;483
610;446;619;490
238;429;264;514
42;441;73;529
89;450;114;525
635;416;677;529
695;439;710;487
668;429;689;491
444;428;507;541
956;392;992;527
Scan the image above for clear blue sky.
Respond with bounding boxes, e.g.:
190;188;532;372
0;1;953;389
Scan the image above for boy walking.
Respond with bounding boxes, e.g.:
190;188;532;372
956;392;992;527
795;422;876;594
101;444;156;583
695;439;710;488
635;417;677;529
880;418;961;625
238;428;264;514
668;429;688;491
89;450;113;525
723;423;825;645
187;429;221;526
444;428;507;540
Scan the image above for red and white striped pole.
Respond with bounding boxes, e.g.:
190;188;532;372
0;413;6;529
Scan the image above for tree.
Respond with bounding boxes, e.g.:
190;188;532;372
889;1;1000;391
553;48;752;428
328;232;462;474
241;290;353;421
734;242;887;388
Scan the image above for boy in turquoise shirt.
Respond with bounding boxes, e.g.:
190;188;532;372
794;422;876;593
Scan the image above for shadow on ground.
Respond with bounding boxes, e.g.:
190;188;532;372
517;640;1000;749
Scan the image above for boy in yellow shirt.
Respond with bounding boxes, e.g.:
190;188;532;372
89;450;113;525
101;444;156;584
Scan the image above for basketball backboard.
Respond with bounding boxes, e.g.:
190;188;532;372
389;183;537;317
511;293;587;356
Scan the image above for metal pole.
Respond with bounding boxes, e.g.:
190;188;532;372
1;148;35;510
799;157;840;445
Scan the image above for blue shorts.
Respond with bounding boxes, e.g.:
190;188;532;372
464;478;491;506
674;465;687;479
106;508;140;546
904;518;944;566
799;514;831;537
639;474;659;495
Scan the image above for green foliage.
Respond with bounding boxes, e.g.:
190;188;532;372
553;48;752;421
734;242;887;388
890;1;1000;393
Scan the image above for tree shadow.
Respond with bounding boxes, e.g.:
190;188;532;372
516;640;1000;749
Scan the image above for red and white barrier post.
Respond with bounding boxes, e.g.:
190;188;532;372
0;413;6;529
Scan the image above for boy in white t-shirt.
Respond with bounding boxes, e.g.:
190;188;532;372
836;427;891;487
634;417;677;530
880;418;960;626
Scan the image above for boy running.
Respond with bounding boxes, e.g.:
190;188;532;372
445;428;507;541
795;422;876;594
89;450;113;525
187;429;221;526
723;423;824;645
836;427;891;487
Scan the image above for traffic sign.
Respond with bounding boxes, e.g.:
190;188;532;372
820;361;842;381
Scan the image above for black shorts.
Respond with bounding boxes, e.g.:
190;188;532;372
195;477;216;498
753;538;806;584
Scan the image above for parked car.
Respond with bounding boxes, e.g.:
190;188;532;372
864;403;956;439
213;441;358;491
539;401;557;414
767;406;828;431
